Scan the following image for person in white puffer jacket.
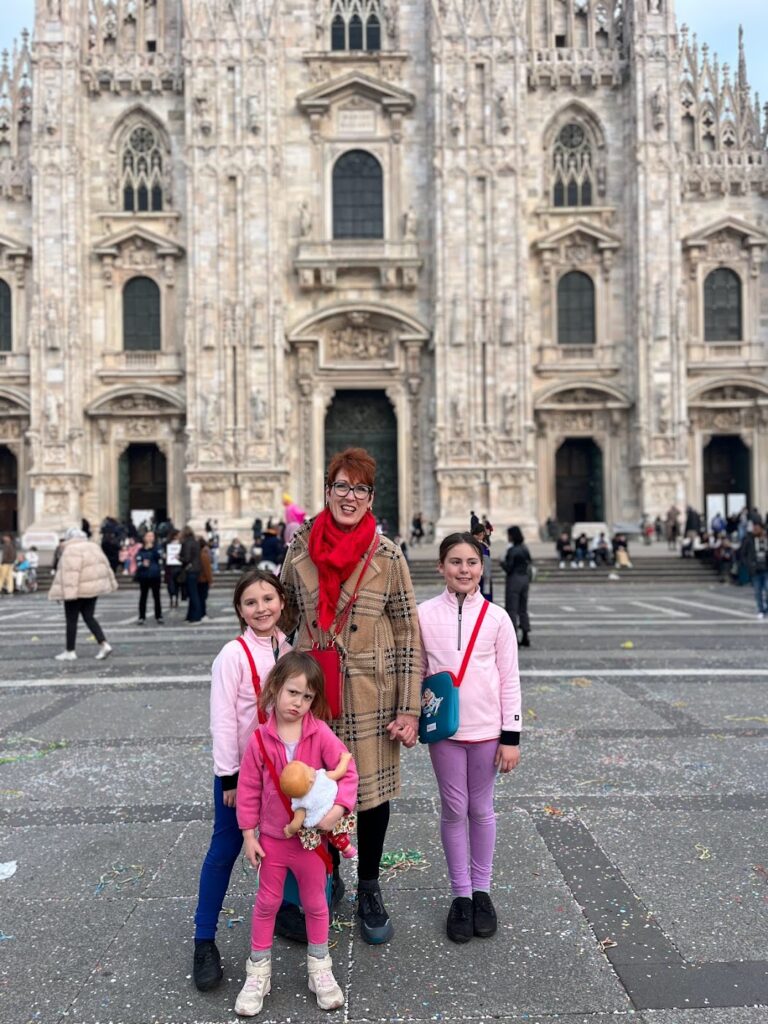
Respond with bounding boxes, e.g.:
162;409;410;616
418;532;521;946
48;527;117;661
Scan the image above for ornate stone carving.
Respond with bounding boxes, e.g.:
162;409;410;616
327;318;393;361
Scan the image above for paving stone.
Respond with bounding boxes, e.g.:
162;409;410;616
522;677;675;732
633;680;768;731
29;689;210;741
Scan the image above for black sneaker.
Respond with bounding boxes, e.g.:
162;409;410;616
446;897;473;944
472;890;498;938
193;939;223;991
274;901;307;943
357;882;394;944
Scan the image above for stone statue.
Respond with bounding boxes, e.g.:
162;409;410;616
46;0;62;17
299;200;313;238
402;205;417;240
202;393;218;440
44;299;59;350
44;392;62;440
447;87;466;136
651;85;666;130
382;0;398;46
501;388;517;434
246;94;261;134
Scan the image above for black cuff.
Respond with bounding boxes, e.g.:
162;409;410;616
220;772;239;791
500;730;520;746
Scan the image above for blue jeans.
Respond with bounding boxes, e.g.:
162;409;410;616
186;571;202;622
753;571;768;614
194;776;242;940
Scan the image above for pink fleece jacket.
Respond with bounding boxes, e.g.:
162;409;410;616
418;588;521;743
236;711;359;838
210;628;292;779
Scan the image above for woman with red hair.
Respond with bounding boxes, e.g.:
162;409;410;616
280;447;421;944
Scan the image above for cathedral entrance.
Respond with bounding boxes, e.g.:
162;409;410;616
324;390;399;535
0;446;17;532
703;435;750;509
119;443;168;525
555;438;604;525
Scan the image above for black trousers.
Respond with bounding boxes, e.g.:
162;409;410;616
138;578;162;621
330;800;390;882
64;598;106;651
505;575;530;634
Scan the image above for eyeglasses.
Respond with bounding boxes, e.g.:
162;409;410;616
329;482;374;500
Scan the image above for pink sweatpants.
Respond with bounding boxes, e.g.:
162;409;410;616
250;833;330;950
429;738;499;897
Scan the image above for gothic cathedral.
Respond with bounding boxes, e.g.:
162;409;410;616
0;0;766;538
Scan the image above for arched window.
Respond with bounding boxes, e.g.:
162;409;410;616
704;268;742;341
332;150;383;239
329;0;382;52
121;124;165;212
553;123;594;207
0;280;11;352
558;272;595;345
123;277;161;351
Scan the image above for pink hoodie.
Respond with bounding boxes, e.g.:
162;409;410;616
418;588;521;743
210;628;292;779
237;711;359;839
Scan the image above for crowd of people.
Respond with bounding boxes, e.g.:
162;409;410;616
554;528;633;570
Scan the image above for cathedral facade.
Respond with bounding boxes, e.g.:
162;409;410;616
0;0;767;539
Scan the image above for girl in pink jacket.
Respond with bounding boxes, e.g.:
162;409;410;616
193;570;292;993
235;652;358;1017
418;533;521;945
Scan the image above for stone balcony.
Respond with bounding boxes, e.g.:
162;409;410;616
0;351;30;382
687;339;768;371
294;238;422;291
528;47;626;91
96;350;185;384
534;342;622;375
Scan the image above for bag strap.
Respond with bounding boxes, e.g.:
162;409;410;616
455;600;490;686
236;636;267;725
306;540;378;647
255;730;332;873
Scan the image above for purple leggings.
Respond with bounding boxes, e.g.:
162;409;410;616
429;738;498;897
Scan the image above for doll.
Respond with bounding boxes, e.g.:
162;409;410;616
280;751;357;858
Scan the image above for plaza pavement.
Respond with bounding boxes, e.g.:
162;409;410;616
0;573;767;1024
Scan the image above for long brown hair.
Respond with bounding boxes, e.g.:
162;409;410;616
258;651;331;722
233;569;287;632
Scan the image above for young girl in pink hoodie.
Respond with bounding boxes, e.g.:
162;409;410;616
234;652;358;1017
418;532;521;945
192;570;292;993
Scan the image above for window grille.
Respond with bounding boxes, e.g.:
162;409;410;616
552;123;594;208
330;0;382;52
121;125;164;212
0;280;10;352
332;150;384;239
704;268;742;342
123;276;161;351
558;271;595;345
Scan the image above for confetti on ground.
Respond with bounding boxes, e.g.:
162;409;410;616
599;937;617;951
620;641;634;650
219;906;245;927
526;708;538;720
543;805;564;817
694;844;711;861
378;849;427;880
0;737;68;766
725;716;768;725
0;931;14;942
753;864;768;883
0;862;17;881
328;917;354;949
569;677;592;688
94;863;145;894
0;790;23;799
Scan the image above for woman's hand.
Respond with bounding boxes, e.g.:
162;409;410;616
386;713;419;748
495;744;520;773
316;802;345;832
222;788;237;808
243;830;265;869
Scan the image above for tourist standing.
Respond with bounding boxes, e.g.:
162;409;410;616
135;530;164;624
502;525;532;647
48;527;116;661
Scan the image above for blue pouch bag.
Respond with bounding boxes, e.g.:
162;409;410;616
418;671;459;744
418;600;489;745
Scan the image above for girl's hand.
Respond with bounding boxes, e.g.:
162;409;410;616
222;788;237;808
495;744;520;773
386;714;418;748
243;831;265;869
316;803;345;832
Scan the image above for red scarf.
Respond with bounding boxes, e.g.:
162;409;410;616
308;507;376;631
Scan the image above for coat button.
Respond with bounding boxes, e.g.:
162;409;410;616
350;624;358;632
312;620;317;628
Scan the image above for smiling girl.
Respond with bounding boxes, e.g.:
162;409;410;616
418;533;521;945
192;570;292;993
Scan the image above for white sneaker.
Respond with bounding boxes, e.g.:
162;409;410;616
758;612;765;620
307;954;344;1011
558;561;565;569
54;650;77;661
95;642;112;661
235;956;271;1016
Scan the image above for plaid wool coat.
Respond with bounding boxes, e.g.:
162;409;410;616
280;519;421;811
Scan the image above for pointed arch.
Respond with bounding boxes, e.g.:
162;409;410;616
543;102;607;207
107;105;173;211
